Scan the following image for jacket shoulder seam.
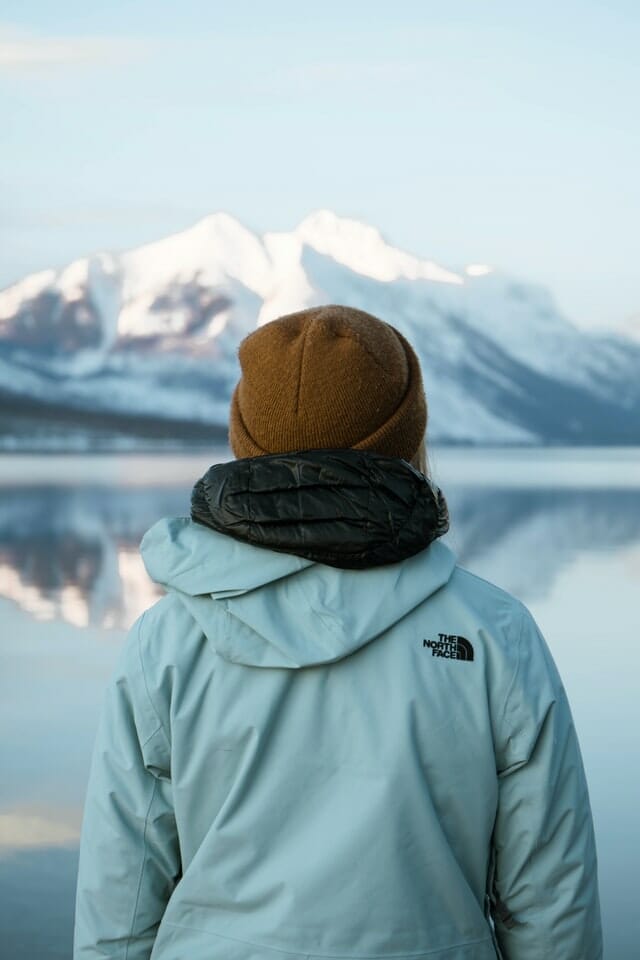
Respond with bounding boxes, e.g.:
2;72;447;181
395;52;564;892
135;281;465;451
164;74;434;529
451;563;522;608
135;609;171;750
497;602;529;768
499;601;526;726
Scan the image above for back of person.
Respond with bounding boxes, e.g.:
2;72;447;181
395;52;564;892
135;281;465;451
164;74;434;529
73;306;603;960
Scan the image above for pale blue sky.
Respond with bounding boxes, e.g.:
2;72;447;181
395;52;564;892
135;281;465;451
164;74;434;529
2;1;639;329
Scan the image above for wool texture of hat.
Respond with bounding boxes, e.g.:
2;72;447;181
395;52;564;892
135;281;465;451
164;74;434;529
228;304;427;462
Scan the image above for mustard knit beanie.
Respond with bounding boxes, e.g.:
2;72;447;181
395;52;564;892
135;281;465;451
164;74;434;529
228;304;427;462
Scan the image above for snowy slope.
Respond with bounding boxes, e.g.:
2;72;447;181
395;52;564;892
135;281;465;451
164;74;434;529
1;208;639;449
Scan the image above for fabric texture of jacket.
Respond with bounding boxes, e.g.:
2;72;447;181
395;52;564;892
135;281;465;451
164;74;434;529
73;449;603;960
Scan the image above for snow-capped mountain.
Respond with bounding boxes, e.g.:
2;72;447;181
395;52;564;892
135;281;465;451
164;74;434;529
1;209;639;449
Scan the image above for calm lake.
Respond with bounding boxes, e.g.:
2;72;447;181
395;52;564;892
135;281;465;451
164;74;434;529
1;447;639;959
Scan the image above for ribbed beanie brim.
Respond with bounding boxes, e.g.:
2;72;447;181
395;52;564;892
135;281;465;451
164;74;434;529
228;304;427;461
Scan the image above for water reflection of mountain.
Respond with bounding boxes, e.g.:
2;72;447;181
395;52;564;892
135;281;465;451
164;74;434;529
1;483;639;629
0;486;183;629
443;487;640;602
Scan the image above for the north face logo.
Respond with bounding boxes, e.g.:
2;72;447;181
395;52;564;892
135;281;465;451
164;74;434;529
423;633;474;661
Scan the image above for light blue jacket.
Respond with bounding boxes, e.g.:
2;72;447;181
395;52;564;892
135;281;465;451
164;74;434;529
74;516;602;960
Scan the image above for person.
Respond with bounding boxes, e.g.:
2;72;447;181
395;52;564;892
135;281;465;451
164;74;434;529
73;304;603;960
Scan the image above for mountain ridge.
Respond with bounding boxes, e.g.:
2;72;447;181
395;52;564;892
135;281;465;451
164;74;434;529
1;209;639;450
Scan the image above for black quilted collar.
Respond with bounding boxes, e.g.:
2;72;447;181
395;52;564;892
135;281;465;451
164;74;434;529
190;448;449;570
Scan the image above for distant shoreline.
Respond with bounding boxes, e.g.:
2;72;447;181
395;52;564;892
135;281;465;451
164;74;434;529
1;446;639;489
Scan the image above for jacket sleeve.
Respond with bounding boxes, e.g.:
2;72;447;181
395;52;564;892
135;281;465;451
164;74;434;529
73;609;181;959
491;603;603;960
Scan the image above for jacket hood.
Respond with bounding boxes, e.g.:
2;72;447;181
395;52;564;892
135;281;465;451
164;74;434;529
140;449;456;668
190;448;450;569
